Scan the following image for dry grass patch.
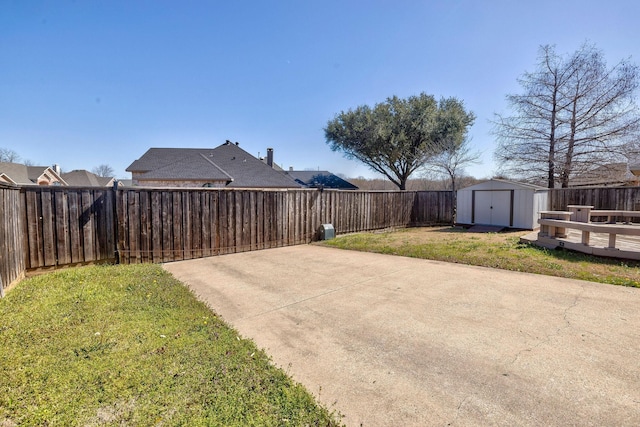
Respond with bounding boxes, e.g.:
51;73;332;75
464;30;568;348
320;226;640;287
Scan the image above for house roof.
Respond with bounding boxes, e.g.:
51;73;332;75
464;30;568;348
0;162;34;184
0;162;67;185
127;142;301;188
568;163;635;187
61;170;114;187
133;151;234;182
285;170;359;190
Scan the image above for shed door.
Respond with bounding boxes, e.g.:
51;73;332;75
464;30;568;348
473;190;513;226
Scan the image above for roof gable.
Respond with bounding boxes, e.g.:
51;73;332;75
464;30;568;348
0;163;67;185
209;143;299;188
61;170;114;187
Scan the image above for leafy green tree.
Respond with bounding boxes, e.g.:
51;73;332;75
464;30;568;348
324;93;475;190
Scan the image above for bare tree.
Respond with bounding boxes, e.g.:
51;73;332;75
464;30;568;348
493;43;640;188
91;164;115;177
423;137;480;222
0;148;21;163
424;136;480;194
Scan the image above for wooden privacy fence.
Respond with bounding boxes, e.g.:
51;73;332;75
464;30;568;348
549;187;640;213
15;186;453;271
0;183;25;295
4;184;639;294
116;188;453;264
21;186;116;270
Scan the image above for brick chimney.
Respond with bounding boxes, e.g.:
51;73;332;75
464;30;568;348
267;148;273;167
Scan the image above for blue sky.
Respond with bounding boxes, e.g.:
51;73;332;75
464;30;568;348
2;1;640;180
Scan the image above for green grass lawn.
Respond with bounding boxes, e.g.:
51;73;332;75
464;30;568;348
0;264;342;426
319;226;640;287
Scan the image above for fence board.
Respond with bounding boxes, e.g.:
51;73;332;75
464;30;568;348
55;191;70;265
67;191;81;263
151;191;163;263
0;185;25;295
160;191;172;263
24;190;42;269
139;191;151;264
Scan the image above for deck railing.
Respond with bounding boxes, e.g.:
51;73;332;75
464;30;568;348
537;207;640;260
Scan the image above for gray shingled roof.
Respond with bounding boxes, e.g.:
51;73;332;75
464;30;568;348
284;170;359;190
135;152;234;181
61;170;102;186
569;163;633;187
127;143;301;188
0;162;30;184
0;162;66;185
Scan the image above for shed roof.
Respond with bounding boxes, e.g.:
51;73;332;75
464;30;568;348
459;179;547;192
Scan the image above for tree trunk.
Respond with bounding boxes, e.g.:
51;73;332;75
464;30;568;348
548;85;558;188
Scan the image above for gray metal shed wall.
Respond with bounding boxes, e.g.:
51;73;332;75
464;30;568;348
456;181;549;229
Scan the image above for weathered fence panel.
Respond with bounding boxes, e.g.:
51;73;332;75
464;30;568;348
0;183;25;295
21;186;116;269
549;188;640;212
116;188;453;264
9;185;640;290
3;186;453;284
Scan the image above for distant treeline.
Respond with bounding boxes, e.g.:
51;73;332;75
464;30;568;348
347;176;482;191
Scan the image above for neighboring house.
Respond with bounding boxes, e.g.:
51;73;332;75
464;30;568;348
126;142;301;188
284;170;359;190
115;179;133;187
630;162;640;179
0;162;67;186
61;170;115;187
569;163;639;187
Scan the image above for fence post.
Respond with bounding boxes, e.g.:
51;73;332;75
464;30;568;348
112;181;120;264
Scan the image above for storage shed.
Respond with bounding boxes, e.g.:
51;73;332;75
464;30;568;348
456;179;549;229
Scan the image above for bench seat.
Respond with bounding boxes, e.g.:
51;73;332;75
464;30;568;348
538;218;640;248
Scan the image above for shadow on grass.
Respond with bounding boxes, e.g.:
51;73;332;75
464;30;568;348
517;240;640;268
416;225;532;235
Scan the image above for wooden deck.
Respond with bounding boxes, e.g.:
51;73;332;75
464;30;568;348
521;223;640;261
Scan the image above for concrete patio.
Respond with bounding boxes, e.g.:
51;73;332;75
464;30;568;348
164;245;640;427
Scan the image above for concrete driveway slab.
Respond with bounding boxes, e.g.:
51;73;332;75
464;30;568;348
163;245;640;427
